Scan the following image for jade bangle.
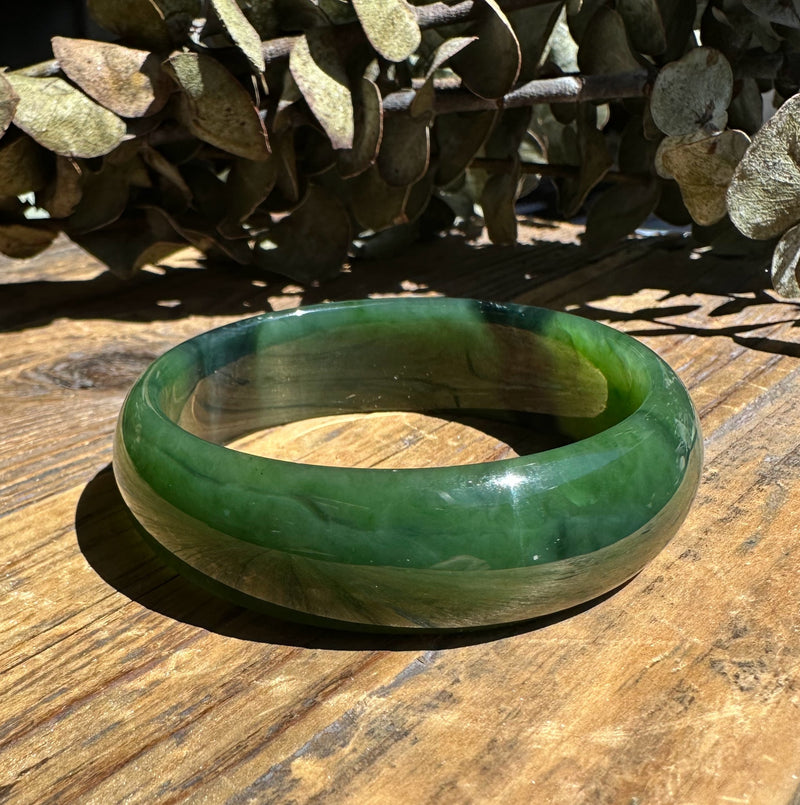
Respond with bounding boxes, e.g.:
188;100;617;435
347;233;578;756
114;298;702;631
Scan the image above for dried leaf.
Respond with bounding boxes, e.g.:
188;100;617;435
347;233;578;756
155;0;202;42
166;52;270;160
352;0;421;63
349;165;408;231
255;186;351;281
578;7;640;74
209;0;265;73
728;94;800;239
0;73;19;140
0;223;57;258
40;157;83;218
480;171;518;245
68;164;131;233
559;105;612;217
87;0;171;51
770;222;800;297
338;77;382;179
743;0;800;28
650;48;733;137
658;130;750;226
411;36;476;120
0;135;49;197
6;74;126;159
219;156;277;236
728;77;764;135
52;37;171;118
434;110;497;187
584;179;661;250
509;2;564;82
377;113;430;187
617;0;666;55
657;0;695;61
290;30;354;150
450;0;522;100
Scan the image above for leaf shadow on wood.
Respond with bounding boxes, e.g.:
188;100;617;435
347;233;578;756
4;229;800;357
75;465;627;650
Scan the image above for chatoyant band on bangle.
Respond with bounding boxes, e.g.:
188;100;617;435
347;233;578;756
113;298;702;632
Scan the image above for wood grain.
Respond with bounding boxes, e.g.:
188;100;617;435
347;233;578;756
3;225;800;803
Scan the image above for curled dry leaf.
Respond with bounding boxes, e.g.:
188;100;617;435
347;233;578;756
5;73;126;159
658;129;750;226
450;0;521;100
338;77;382;179
650;47;733;136
0;135;49;197
209;0;265;74
0;72;19;140
255;186;351;282
728;94;800;239
771;222;800;297
52;37;171;118
352;0;421;63
742;0;800;28
166;52;270;160
68;165;131;233
411;36;476;120
290;30;354;151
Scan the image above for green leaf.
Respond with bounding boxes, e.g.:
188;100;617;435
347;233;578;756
584;179;661;250
52;37;171;119
209;0;265;74
0;223;57;258
255;186;351;282
290;30;354;151
0;72;19;140
166;52;270;160
5;73;126;159
728;93;800;239
770;221;800;297
450;0;522;100
577;7;640;74
658;129;750;226
0;135;49;197
338;77;382;179
86;0;172;51
352;0;421;63
650;48;733;137
377;113;430;187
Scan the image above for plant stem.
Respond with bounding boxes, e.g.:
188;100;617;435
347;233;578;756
383;71;651;114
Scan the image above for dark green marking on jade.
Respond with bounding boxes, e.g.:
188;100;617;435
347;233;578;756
113;298;703;632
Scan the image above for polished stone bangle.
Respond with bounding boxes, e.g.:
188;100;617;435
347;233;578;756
114;298;702;632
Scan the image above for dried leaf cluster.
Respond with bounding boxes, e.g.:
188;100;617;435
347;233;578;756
1;0;800;291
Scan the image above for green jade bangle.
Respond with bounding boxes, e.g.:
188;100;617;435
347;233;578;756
114;298;702;631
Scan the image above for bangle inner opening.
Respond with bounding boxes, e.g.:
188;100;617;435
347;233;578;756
170;311;650;463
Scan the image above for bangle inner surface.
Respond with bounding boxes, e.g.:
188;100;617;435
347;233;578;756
170;302;650;454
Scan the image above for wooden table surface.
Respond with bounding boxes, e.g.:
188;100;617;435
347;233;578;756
3;222;800;804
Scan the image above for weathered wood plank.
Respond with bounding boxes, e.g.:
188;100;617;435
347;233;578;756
2;227;800;803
